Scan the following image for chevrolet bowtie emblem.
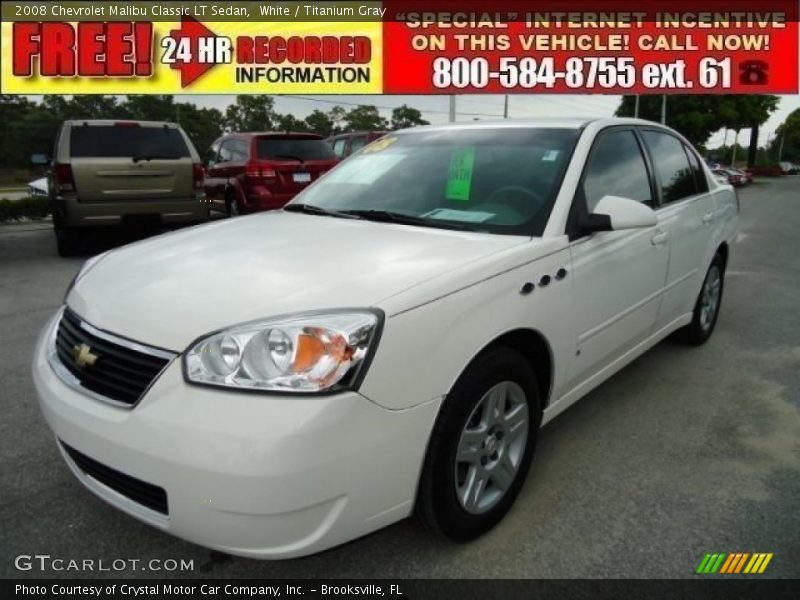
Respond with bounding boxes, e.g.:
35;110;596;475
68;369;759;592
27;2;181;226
71;343;98;368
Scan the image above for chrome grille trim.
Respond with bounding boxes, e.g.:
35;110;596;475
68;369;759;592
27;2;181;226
47;306;178;408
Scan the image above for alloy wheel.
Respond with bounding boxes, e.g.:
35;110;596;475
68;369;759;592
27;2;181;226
455;381;529;514
699;265;721;332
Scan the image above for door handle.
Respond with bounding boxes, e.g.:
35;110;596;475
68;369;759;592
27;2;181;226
702;212;715;225
651;230;668;246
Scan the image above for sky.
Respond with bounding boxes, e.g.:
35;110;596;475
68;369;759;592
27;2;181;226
24;93;800;147
194;93;800;148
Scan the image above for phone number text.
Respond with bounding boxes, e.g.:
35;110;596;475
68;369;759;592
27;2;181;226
432;57;732;90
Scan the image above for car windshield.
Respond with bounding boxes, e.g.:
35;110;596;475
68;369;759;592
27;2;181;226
257;137;335;160
289;127;581;235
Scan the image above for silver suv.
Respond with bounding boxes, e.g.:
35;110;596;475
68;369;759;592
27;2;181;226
51;120;208;256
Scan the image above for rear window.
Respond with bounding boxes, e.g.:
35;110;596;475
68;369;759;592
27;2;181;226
70;125;190;159
256;137;335;160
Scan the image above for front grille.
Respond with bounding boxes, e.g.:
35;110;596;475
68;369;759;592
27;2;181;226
62;442;168;515
53;309;173;406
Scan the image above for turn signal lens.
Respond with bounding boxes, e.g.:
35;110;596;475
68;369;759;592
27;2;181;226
184;311;381;393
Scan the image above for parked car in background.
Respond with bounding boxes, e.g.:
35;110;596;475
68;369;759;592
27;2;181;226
327;131;389;159
729;167;753;184
27;177;49;197
204;132;338;215
779;161;799;174
713;168;747;187
34;118;737;559
712;170;731;186
50;120;207;257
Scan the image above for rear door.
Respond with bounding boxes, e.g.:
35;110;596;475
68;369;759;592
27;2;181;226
255;135;337;194
640;129;717;327
69;123;194;202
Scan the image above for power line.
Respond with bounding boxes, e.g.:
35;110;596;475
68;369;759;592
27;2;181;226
280;95;501;118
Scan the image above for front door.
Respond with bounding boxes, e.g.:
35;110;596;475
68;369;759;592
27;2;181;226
566;128;670;390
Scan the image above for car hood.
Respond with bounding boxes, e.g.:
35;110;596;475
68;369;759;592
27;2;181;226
68;212;526;350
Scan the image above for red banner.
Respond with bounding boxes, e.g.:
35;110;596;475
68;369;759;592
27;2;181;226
383;1;799;94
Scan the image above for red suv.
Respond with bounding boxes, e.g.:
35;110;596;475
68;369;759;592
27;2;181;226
204;132;339;215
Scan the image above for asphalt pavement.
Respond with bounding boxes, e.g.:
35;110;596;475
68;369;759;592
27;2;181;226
1;178;798;579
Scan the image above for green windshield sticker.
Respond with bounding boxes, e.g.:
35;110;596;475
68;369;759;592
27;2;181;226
446;147;475;201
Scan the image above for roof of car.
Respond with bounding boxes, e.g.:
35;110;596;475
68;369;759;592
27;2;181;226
397;117;667;133
331;131;390;137
64;119;180;128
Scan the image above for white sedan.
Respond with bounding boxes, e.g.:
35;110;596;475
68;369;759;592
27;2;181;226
32;118;737;559
27;177;49;197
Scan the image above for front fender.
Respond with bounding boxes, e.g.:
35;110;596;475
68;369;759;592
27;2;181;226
362;241;574;411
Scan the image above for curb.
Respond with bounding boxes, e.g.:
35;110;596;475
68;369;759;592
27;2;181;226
0;220;52;233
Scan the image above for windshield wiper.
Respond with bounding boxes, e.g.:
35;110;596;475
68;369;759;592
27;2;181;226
132;154;179;163
272;154;305;163
340;209;471;231
283;203;361;219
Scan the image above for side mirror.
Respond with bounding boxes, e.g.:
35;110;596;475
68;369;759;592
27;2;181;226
579;195;657;233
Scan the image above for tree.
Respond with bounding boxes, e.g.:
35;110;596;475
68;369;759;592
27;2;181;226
305;109;335;137
275;114;309;132
121;95;176;121
41;96;70;121
390;104;429;130
769;108;800;163
223;95;278;132
617;95;726;147
729;96;780;167
343;105;388;131
65;95;122;120
1;96;39;167
175;104;224;155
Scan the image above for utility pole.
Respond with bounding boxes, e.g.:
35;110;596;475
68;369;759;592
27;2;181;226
731;129;739;166
660;95;666;124
634;95;640;119
778;132;785;162
449;96;456;123
503;95;509;119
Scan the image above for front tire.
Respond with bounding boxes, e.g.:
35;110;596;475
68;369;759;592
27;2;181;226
675;253;725;345
416;346;541;542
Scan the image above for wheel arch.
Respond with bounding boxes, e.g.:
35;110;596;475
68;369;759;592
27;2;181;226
716;241;729;270
456;328;554;410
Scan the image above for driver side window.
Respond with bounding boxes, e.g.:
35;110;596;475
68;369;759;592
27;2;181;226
583;130;652;212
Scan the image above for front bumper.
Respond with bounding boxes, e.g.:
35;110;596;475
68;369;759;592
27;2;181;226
32;311;440;559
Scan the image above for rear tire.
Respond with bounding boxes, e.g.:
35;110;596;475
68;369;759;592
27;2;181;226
55;227;80;257
416;346;541;542
226;191;240;217
674;253;725;345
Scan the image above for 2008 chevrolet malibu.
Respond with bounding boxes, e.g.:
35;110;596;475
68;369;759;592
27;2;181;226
33;118;737;558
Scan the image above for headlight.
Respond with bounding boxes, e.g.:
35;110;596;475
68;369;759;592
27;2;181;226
184;310;383;393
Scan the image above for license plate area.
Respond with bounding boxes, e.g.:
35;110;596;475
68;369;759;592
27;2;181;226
293;172;311;183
